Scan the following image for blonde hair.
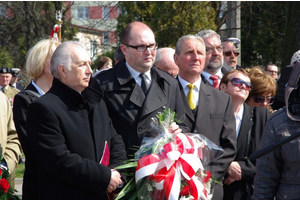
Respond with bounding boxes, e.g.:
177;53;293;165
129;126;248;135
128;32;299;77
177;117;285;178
26;38;61;80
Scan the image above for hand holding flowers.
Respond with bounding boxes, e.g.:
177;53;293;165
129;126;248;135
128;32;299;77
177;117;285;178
115;108;223;200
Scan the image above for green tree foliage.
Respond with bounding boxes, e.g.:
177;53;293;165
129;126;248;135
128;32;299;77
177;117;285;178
0;1;76;69
241;2;285;68
0;46;13;68
117;1;217;48
281;2;300;67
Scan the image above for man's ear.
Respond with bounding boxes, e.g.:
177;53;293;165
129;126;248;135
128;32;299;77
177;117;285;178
58;65;67;78
219;83;227;92
120;45;127;57
174;53;179;65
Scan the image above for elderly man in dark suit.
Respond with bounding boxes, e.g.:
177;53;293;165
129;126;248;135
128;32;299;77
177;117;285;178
195;30;232;89
174;34;237;200
90;22;189;158
26;41;126;200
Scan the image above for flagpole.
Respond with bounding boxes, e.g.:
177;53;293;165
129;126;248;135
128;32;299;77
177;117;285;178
56;10;63;42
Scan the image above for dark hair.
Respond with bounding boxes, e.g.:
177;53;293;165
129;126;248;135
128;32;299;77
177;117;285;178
114;46;124;61
97;56;112;70
265;63;278;71
220;68;249;86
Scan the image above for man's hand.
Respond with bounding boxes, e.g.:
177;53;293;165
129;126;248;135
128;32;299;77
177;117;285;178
226;161;242;181
168;122;182;134
107;169;122;193
224;176;236;185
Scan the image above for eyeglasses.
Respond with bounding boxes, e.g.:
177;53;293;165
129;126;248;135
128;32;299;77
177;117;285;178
252;96;275;105
206;46;223;54
265;70;278;74
223;51;240;57
229;78;252;91
124;43;158;52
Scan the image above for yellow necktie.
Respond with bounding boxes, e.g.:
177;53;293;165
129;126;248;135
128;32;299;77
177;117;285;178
187;84;196;110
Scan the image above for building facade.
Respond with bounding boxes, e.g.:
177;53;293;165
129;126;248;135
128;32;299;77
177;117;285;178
65;1;119;60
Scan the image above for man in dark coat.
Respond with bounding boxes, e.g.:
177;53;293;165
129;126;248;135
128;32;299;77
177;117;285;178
26;41;126;200
174;34;237;200
90;22;189;158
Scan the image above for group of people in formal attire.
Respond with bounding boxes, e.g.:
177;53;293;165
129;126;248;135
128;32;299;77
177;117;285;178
1;20;299;200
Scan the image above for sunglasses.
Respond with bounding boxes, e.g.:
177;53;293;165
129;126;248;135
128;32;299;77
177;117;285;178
230;78;252;91
252;96;275;105
224;51;240;57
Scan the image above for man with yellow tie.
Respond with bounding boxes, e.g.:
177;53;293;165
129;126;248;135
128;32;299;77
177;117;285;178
174;34;236;200
0;67;20;104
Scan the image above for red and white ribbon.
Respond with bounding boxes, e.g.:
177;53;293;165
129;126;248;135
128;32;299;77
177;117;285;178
135;133;208;200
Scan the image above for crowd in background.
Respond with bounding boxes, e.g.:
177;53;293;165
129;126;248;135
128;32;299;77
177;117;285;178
0;20;299;200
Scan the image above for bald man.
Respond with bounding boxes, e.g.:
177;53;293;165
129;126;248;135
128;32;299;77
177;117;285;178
154;47;179;77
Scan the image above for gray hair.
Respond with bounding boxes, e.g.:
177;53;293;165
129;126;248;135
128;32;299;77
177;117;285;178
196;29;220;41
175;35;205;55
50;41;86;79
155;47;175;63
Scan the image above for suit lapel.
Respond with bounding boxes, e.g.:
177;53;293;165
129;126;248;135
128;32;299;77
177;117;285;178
196;82;212;123
140;70;167;117
237;104;253;151
129;84;145;108
114;62;146;108
177;77;194;122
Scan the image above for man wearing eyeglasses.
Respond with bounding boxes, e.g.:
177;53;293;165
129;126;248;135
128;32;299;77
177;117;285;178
90;21;189;158
195;30;232;89
265;63;279;80
221;39;243;70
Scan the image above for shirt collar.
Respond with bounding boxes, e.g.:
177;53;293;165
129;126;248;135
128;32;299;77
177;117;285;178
125;62;151;81
31;81;45;96
178;75;201;91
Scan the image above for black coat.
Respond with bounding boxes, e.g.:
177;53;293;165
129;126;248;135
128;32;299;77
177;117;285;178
223;104;270;200
90;60;189;157
26;78;126;200
13;82;40;200
178;79;237;200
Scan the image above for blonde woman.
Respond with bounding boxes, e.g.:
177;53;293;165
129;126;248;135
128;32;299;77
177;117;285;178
13;38;60;200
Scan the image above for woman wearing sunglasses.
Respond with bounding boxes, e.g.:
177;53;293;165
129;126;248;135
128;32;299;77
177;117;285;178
219;68;270;200
245;67;277;113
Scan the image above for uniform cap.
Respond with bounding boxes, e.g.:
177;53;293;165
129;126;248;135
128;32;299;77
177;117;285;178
0;67;12;74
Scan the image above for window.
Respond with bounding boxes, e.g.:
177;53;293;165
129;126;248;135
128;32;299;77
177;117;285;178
90;40;98;57
103;32;109;44
102;6;109;19
77;7;89;19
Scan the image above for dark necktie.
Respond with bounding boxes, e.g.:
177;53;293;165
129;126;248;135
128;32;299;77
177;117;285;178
139;73;149;94
209;75;219;89
1;87;6;94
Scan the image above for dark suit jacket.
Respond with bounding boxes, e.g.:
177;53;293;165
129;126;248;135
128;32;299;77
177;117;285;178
26;78;126;200
13;82;40;200
201;66;232;87
178;78;237;200
223;104;270;200
90;60;189;157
